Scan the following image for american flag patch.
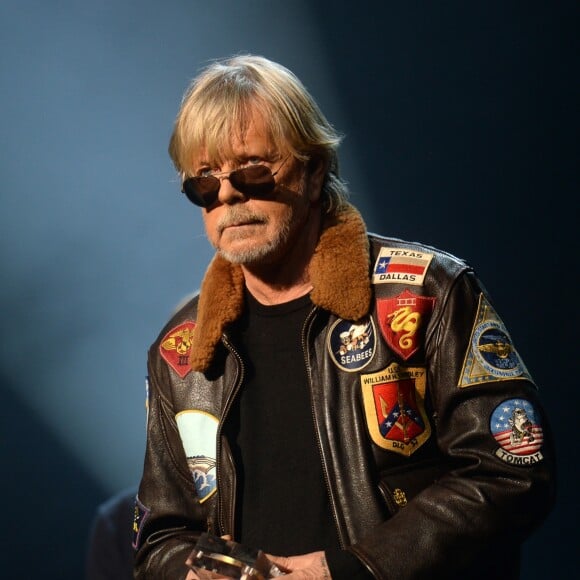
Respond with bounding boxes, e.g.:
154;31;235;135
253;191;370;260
490;398;544;466
372;247;434;286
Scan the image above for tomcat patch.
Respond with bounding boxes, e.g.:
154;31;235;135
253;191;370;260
490;398;544;466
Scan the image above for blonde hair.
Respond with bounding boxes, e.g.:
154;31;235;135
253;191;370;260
168;54;349;212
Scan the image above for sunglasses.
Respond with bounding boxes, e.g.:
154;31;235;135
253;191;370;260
181;157;289;208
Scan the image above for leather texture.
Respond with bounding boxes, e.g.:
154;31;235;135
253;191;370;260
134;204;555;579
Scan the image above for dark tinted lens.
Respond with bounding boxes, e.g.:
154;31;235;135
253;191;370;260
181;165;276;207
229;165;276;196
182;176;220;207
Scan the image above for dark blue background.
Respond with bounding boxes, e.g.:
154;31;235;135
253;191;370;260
1;1;577;577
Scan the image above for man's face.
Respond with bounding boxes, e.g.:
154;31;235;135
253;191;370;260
195;110;322;267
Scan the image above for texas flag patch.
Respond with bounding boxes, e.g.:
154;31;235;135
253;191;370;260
159;321;196;378
373;247;434;286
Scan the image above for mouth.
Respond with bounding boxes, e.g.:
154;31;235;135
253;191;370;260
219;217;266;235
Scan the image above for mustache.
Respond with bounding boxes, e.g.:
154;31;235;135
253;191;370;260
216;208;268;234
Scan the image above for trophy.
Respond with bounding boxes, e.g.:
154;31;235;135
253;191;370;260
187;532;285;579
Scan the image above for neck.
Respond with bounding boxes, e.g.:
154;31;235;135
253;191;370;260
243;272;313;305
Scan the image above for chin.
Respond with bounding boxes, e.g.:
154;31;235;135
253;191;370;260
217;224;292;266
218;243;279;266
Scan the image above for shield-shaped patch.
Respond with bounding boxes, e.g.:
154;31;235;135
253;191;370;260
376;289;436;360
159;321;196;378
361;363;431;456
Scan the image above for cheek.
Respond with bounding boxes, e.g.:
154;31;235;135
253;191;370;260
202;211;219;243
264;201;296;229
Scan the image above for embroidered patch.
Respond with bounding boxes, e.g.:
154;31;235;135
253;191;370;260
372;247;434;286
132;495;150;550
361;363;431;456
327;317;376;372
176;410;219;503
490;399;544;466
159;321;196;378
458;294;533;387
144;377;150;428
377;289;436;360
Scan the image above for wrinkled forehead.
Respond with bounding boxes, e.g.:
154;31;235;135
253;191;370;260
184;102;286;170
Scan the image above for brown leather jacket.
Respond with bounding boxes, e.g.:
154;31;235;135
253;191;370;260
134;205;555;579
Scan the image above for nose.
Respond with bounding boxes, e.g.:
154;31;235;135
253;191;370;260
216;174;246;205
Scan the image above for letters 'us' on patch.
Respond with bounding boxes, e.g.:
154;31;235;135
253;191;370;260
361;363;431;456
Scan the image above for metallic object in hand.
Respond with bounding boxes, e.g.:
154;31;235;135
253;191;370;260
187;532;285;579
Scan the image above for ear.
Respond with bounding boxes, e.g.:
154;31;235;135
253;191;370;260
306;157;327;203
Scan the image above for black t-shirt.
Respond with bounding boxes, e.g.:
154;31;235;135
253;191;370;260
225;290;372;578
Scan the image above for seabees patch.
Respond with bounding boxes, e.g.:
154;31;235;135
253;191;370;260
458;294;533;387
327;317;376;372
490;398;544;466
361;363;431;456
372;247;433;286
159;321;196;378
377;289;436;360
176;410;218;503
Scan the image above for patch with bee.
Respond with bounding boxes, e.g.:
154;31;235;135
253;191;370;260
159;321;196;378
458;294;534;388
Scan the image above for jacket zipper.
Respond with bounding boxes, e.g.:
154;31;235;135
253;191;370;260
302;306;346;549
216;333;245;536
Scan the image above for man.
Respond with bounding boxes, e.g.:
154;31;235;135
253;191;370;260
134;55;555;579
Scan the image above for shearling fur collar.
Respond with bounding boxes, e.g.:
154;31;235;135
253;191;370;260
189;203;372;372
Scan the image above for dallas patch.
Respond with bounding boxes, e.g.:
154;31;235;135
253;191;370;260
176;410;218;503
160;321;196;378
490;398;544;466
361;363;431;456
132;496;149;550
458;294;533;388
372;247;434;286
377;289;436;360
327;317;376;372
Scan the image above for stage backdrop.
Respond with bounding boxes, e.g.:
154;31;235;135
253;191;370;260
0;1;576;577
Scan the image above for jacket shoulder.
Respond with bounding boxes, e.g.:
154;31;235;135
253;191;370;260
368;233;473;291
149;291;201;352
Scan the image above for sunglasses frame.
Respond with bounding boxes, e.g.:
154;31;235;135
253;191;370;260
181;156;289;208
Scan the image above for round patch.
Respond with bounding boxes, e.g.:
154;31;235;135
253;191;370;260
327;317;376;372
175;410;218;502
490;398;544;466
473;321;524;378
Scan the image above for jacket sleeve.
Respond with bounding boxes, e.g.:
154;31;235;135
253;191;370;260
133;350;208;579
350;271;556;579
